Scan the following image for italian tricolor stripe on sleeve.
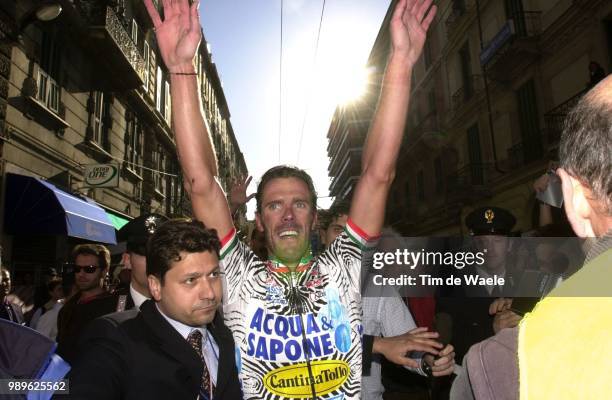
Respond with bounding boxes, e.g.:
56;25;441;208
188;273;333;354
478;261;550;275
345;218;379;250
219;228;238;260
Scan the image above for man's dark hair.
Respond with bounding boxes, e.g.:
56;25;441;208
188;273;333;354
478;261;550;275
320;201;350;230
256;165;318;213
146;219;220;283
559;82;612;214
47;278;62;293
71;244;110;270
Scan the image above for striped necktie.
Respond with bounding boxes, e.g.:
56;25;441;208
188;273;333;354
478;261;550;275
187;329;214;400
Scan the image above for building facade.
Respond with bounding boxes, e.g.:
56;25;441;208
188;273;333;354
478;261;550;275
327;0;611;236
0;0;246;278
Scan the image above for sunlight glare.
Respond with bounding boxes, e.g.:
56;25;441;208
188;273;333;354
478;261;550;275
314;21;372;106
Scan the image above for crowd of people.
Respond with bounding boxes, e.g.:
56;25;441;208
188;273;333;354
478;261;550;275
0;0;610;399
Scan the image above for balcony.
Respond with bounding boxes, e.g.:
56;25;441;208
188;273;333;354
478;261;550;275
445;163;495;202
329;149;361;197
445;5;468;39
404;111;444;151
480;12;542;82
544;89;586;151
451;75;484;114
504;139;545;169
328;123;368;175
68;3;146;90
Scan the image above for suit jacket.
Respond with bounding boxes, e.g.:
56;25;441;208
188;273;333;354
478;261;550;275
56;291;120;364
111;286;136;311
0;300;24;325
65;300;241;400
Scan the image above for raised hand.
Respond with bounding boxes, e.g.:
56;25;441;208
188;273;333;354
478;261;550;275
144;0;201;72
229;175;255;213
390;0;437;66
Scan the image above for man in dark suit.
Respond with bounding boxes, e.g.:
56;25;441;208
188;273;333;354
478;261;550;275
67;219;241;400
115;213;169;310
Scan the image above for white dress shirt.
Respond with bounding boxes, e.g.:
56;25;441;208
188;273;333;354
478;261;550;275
129;284;149;309
156;304;219;385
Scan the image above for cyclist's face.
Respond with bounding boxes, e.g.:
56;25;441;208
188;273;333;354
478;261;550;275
256;177;316;264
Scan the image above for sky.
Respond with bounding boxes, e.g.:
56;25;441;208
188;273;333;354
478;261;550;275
199;0;391;217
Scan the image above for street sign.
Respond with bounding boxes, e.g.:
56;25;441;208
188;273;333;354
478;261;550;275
480;20;515;66
84;163;119;188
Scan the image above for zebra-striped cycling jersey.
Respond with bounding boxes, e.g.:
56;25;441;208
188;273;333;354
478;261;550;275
219;219;376;400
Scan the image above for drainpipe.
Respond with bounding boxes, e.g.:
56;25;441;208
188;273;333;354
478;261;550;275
476;0;506;174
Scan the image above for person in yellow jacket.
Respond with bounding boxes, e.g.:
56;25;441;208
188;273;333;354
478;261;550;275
450;74;612;400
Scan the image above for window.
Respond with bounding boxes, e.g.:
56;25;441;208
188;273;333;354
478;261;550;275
156;66;163;111
90;91;109;148
35;67;60;113
143;41;150;89
37;29;61;113
154;145;166;194
505;0;526;36
148;49;157;98
131;20;139;48
428;90;437;115
124;113;143;176
166;166;180;215
434;157;443;194
516;79;542;162
417;170;425;201
155;69;171;123
164;81;171;123
467;124;483;185
459;43;473;100
452;0;466;14
92;92;104;144
133;181;142;200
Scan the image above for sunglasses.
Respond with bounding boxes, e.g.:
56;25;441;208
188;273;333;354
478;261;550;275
70;265;102;274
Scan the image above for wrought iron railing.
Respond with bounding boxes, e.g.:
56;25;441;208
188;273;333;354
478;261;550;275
446;163;494;191
544;89;587;147
510;11;542;38
452;75;484;111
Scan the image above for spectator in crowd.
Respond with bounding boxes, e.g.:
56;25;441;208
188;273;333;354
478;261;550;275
0;266;24;324
56;243;118;364
34;279;65;341
116;213;169;310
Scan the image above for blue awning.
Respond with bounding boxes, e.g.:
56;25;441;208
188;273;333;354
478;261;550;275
4;173;117;244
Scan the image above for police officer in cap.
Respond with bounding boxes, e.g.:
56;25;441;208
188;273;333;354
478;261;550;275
116;213;169;310
465;206;517;289
465;206;516;236
436;206;520;366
